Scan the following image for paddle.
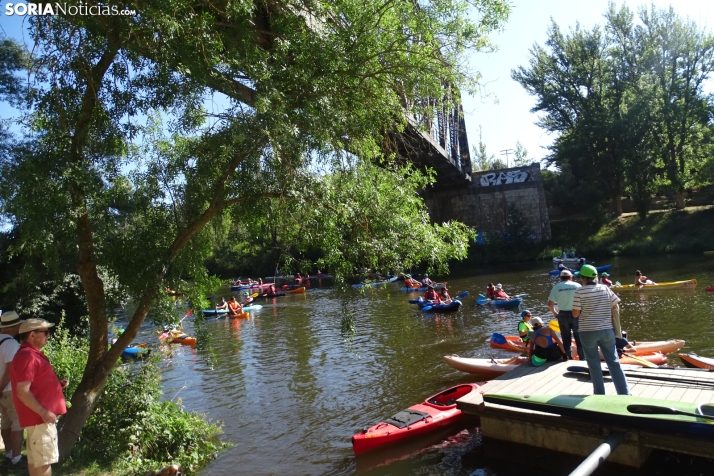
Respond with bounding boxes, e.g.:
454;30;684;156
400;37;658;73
476;297;490;305
567;366;714;387
252;292;259;298
627;404;714;421
548;319;561;333
422;291;468;311
513;293;529;298
621;352;659;368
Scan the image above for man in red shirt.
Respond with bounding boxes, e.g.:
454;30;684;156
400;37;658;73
10;318;68;476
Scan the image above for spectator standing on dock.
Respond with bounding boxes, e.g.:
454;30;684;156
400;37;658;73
548;270;581;360
572;265;629;395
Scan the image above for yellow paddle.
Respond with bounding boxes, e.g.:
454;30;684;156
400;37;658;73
252;292;259;298
548;319;560;333
622;352;659;368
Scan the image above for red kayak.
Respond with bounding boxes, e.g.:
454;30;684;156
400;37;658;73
352;383;482;455
706;286;714;292
679;353;714;370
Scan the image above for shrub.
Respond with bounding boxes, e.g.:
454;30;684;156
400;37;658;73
45;327;229;475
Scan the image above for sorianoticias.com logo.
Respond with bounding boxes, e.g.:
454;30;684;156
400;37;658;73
4;2;136;16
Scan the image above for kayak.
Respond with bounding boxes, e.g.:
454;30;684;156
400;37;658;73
352;276;398;288
476;298;522;307
706;286;714;292
419;300;463;313
443;355;527;377
258;292;287;298
352;383;482;455
231;283;273;291
202;309;229;316
704;251;714;256
400;283;446;292
577;339;685;356
611;279;697;291
285;286;306;294
241;304;263;311
489;333;527;354
548;264;611;276
483;394;714;437
229;311;249;319
163;330;197;346
121;345;151;360
679;353;714;370
552;257;586;266
309;274;333;279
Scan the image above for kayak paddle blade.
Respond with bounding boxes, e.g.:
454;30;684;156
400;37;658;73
456;291;469;299
421;306;433;312
476;298;489;305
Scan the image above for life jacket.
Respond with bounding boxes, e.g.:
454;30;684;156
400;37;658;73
228;301;241;312
424;290;438;301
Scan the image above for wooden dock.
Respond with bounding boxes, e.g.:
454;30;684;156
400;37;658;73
457;361;714;467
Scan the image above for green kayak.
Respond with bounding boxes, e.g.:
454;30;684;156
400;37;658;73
484;394;714;437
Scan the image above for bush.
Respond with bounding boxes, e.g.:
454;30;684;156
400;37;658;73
45;327;229;475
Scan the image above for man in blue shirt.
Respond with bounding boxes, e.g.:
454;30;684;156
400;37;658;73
548;269;581;359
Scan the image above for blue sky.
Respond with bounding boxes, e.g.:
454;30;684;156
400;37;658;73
2;1;713;168
464;0;714;167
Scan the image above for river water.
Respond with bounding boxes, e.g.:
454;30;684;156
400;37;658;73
138;254;714;475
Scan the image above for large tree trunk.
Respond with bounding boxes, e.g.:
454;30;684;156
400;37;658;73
675;190;685;209
613;193;623;216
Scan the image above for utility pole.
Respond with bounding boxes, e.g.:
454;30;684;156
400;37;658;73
500;149;514;168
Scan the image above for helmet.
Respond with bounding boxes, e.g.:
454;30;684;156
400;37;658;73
243;291;249;296
424;274;429;277
579;264;598;278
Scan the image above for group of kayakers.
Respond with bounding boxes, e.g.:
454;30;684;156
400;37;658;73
422;285;452;305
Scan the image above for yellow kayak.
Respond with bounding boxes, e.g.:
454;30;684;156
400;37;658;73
611;279;697;291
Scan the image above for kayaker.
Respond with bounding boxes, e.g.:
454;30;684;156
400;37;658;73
600;272;612;287
569;248;576;258
572;264;630;396
518;310;533;343
493;284;510;300
215;298;228;311
294;273;302;285
422;274;434;287
404;274;420;288
242;291;254;306
485;283;496;299
438;287;452;304
227;297;243;316
423;286;439;303
547;269;582;360
634;270;656;286
527;317;567;366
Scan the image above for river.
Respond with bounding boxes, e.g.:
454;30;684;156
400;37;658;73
136;254;714;475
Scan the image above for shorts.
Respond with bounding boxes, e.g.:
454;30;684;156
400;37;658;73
26;423;59;466
0;391;21;431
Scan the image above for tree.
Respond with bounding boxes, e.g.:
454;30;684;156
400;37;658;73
471;125;495;171
0;0;510;458
513;140;530;166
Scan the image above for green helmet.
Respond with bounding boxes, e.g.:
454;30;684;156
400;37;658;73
579;264;598;278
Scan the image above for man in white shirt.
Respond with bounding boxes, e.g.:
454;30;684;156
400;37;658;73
0;311;24;467
547;270;581;359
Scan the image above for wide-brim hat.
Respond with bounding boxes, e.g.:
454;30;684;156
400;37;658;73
560;270;573;277
531;316;544;328
19;318;54;334
0;311;23;328
496;283;502;289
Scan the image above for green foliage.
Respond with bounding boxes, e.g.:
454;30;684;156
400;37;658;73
46;328;227;475
505;203;532;244
514;3;714;216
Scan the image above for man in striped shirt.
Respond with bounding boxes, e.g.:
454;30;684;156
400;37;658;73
572;265;629;395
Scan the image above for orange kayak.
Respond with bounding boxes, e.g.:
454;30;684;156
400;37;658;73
286;286;305;294
679;353;714;370
229;311;249;319
164;331;197;346
489;334;527;354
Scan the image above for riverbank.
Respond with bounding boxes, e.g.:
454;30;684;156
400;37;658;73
451;205;714;269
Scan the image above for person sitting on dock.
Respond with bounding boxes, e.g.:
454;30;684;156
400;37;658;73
215;298;228;311
227;297;243;316
518;310;533;343
527;317;567;366
634;270;656;286
600;272;612;287
438;287;452;304
423;286;439;303
485;283;496;300
493;284;510;300
422;274;434;287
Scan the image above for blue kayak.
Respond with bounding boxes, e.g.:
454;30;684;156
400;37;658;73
202;309;229;316
549;264;612;276
121;345;151;359
476;298;522;307
419;300;462;313
351;276;398;288
242;304;263;311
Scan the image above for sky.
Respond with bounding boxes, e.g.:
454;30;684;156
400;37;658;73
464;0;714;167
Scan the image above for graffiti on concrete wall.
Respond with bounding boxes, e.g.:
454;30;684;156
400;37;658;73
478;170;531;187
